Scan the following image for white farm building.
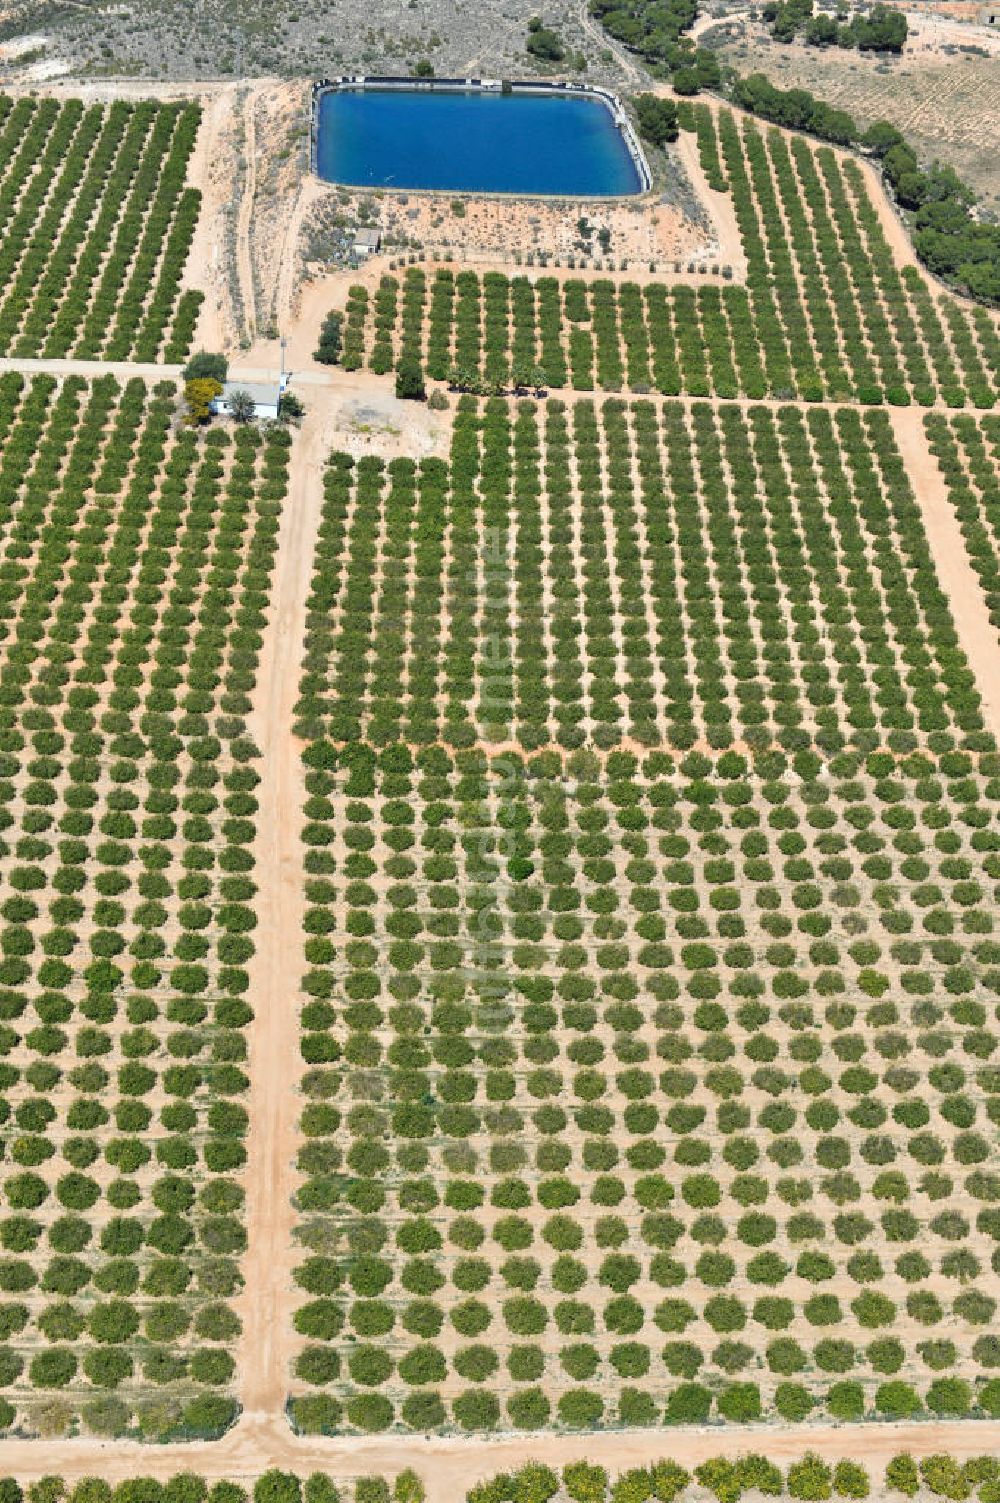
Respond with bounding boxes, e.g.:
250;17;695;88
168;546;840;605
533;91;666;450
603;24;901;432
213;380;282;421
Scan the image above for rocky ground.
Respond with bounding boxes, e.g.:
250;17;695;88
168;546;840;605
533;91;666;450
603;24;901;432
0;0;637;88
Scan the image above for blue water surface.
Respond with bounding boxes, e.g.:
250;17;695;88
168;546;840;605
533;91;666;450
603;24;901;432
316;87;642;196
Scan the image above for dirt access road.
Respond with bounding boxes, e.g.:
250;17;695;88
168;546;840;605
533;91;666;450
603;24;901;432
0;356;184;380
235;86;259;340
0;1414;997;1493
233;362;445;1422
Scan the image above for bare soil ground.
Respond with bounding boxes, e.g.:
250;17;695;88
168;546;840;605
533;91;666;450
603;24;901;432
182;84;234;350
154;78;311;351
675;120;745;276
0;1414;996;1494
232;371;446;1419
302;176;718;280
236;87;258;339
233;397;324;1420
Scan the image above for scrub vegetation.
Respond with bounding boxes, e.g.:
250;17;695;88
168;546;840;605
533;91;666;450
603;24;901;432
0;0;603;88
0;373;288;1437
760;0;907;55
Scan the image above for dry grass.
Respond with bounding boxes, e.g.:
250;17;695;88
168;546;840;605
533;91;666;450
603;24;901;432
708;16;1000;209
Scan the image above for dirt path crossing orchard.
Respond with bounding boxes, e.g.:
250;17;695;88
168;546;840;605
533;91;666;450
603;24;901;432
0;1409;997;1494
234;390;335;1420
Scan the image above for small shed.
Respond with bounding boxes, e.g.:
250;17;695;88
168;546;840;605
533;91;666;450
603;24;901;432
353;227;382;258
213;381;281;421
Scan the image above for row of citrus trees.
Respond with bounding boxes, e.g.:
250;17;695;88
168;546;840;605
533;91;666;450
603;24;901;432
294;394;988;754
0;1475;422;1503
0;1461;994;1503
323;115;997;407
0;375;287;1438
335;267;768;400
470;1455;1000;1503
0;95;201;362
713;111;995;408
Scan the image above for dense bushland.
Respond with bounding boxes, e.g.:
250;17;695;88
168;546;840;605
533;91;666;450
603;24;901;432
587;0;721;95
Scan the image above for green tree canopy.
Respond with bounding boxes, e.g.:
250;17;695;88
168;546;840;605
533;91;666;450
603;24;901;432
634;93;679;146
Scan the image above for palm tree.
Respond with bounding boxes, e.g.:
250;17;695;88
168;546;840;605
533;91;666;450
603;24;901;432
229;389;256;423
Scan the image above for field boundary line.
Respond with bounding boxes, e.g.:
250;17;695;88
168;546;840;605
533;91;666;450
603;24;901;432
0;356;184;379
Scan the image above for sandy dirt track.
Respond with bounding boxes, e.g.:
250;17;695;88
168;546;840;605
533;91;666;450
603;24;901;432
0;1415;997;1492
233;370;446;1419
3;352;991;423
185;86;238;352
272;177;326;334
674;126;745;277
236;87;259;339
0;356;185;379
233;389;324;1417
